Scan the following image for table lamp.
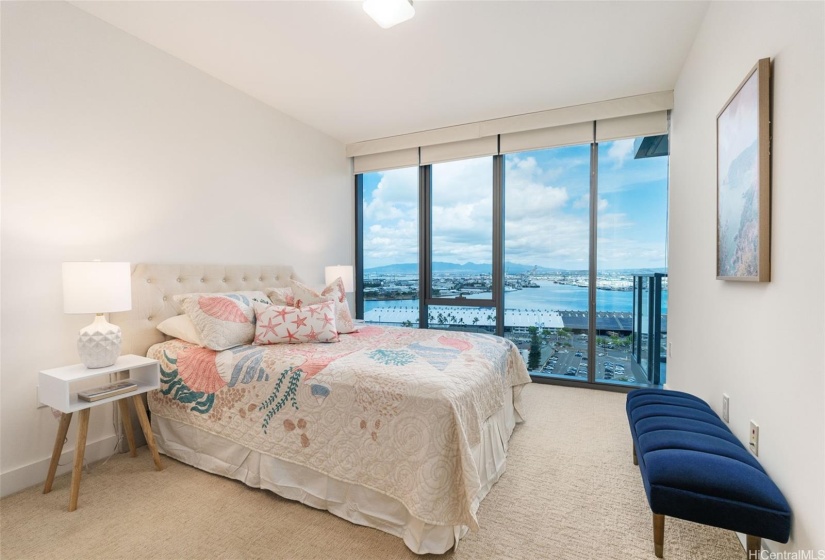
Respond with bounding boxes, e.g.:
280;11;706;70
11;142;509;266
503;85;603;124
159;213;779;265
62;261;132;368
324;265;354;293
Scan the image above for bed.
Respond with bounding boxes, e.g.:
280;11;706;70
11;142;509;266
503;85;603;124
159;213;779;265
112;264;531;554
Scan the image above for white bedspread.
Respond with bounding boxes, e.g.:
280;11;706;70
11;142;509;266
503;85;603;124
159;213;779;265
147;326;531;531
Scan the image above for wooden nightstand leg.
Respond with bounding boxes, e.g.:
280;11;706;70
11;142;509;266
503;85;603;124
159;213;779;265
133;395;162;471
68;408;90;512
44;412;73;494
117;399;137;457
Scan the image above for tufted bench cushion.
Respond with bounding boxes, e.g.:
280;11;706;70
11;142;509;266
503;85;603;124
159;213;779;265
626;389;791;558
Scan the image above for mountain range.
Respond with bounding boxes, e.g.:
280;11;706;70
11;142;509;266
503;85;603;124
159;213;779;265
365;262;667;275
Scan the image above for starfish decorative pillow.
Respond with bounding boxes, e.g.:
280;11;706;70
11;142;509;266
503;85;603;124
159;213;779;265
290;278;358;334
252;301;339;344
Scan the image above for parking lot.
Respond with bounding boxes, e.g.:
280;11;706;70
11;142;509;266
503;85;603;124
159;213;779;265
533;336;651;386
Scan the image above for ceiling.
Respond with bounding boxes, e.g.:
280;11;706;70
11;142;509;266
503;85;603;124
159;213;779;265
70;1;709;145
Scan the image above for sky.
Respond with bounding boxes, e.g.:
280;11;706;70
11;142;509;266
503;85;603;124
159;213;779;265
362;138;669;271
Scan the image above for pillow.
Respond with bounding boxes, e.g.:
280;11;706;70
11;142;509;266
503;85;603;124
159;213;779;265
290;278;357;334
172;291;271;314
252;301;339;344
266;287;295;307
156;314;202;346
174;292;269;351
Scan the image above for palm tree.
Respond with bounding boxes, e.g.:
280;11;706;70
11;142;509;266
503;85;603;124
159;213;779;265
527;326;541;371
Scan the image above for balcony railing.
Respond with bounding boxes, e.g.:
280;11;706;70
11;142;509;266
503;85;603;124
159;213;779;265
632;273;667;386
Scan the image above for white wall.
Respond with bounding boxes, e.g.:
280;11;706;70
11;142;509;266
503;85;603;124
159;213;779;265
669;1;824;553
0;1;351;495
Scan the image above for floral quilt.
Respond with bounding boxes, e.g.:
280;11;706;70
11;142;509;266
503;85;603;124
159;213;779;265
147;325;531;529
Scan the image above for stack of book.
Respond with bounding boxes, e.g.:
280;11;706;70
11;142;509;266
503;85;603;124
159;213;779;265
78;380;137;402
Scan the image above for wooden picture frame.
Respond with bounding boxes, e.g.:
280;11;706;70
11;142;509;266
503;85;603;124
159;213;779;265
716;58;771;282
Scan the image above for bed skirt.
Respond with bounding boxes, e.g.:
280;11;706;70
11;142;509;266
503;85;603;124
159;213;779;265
152;387;518;554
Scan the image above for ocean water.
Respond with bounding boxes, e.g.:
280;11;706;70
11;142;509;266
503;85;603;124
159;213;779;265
365;281;668;314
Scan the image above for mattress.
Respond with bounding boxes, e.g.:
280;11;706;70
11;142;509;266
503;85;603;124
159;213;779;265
146;325;531;553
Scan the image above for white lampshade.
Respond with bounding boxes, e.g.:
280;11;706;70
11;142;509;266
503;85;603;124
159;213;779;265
325;265;355;293
62;262;132;368
63;262;132;314
363;0;414;29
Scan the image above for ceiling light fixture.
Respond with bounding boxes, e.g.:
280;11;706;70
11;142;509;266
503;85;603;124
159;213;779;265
363;0;415;29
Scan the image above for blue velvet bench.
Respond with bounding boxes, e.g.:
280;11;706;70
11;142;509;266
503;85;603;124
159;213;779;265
626;389;791;558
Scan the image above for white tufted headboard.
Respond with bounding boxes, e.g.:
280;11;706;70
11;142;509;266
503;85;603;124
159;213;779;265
111;263;299;357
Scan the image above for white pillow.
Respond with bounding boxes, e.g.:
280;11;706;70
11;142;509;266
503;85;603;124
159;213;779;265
157;315;202;346
290;278;358;334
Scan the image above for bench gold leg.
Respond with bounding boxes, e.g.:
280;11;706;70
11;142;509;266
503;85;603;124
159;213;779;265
653;513;665;558
633;443;638;466
746;535;761;559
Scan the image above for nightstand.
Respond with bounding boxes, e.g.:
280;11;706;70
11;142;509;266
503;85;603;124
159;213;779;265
39;354;163;511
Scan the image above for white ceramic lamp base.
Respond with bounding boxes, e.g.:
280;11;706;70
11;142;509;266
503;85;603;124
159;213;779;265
77;315;122;368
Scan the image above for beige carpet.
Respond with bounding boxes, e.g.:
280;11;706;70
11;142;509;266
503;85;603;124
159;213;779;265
0;384;746;559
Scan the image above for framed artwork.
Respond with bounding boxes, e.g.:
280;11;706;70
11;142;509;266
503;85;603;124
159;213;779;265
716;58;771;282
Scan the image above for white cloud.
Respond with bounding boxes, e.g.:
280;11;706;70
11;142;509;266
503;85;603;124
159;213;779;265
572;194;609;211
606;138;636;169
363;167;418;222
362;149;665;270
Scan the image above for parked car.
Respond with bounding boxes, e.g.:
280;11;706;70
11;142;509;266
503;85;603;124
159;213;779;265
567;367;577;375
574;352;583;357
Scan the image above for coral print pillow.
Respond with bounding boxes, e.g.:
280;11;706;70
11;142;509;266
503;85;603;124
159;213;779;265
265;287;295;307
290;278;357;334
175;292;268;351
252;301;339;344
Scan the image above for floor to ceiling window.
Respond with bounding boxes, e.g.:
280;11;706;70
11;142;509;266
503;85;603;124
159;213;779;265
595;136;669;387
503;144;592;380
359;166;420;327
354;118;670;390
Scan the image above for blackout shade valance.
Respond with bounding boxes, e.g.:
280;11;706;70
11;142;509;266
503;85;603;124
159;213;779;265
352;147;419;174
350;91;672;173
420;136;499;165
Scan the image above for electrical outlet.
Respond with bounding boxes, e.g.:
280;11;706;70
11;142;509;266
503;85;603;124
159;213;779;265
749;420;759;456
722;394;730;423
36;386;47;409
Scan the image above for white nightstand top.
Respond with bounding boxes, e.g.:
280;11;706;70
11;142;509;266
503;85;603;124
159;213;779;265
40;354;158;381
39;355;160;413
